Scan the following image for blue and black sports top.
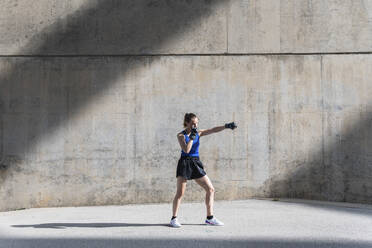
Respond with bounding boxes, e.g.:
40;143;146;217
180;129;200;157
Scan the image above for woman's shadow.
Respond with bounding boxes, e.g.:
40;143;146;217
11;222;205;228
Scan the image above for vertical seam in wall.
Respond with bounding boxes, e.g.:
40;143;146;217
134;61;137;202
0;114;3;165
226;0;229;54
320;54;325;195
279;0;281;52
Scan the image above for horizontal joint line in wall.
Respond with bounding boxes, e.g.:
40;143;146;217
0;52;372;57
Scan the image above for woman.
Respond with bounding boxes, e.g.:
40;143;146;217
170;112;237;228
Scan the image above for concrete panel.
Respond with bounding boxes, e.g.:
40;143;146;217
228;0;281;53
254;54;372;203
0;55;329;211
2;0;372;55
0;0;227;55
321;55;372;203
229;0;372;53
3;0;372;55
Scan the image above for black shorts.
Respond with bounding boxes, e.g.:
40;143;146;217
176;156;207;180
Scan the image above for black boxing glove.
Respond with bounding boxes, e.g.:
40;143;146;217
225;122;237;130
189;127;198;140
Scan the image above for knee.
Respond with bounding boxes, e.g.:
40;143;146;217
207;187;215;194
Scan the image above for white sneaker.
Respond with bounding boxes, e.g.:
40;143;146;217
169;217;182;228
205;217;224;226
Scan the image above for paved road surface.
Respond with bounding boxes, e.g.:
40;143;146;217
0;198;372;248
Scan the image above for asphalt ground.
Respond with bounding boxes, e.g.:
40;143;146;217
1;198;372;248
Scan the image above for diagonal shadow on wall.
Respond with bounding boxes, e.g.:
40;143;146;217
0;0;225;182
254;70;372;205
1;0;371;208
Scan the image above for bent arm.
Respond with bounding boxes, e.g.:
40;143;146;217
177;133;193;153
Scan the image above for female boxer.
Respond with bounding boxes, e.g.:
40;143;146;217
170;112;237;227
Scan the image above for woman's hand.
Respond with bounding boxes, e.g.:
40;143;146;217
189;127;198;139
225;122;237;130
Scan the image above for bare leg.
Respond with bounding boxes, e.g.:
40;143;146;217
172;176;187;216
194;175;215;216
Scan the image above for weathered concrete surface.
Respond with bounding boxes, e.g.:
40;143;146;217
1;54;372;211
1;198;372;248
1;0;372;55
322;55;372;202
0;55;317;211
0;0;372;212
228;0;372;53
0;0;227;55
254;55;372;204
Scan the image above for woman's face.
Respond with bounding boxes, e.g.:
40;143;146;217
187;117;199;129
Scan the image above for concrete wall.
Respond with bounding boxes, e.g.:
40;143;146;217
0;0;371;211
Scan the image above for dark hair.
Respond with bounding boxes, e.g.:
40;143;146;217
183;113;197;128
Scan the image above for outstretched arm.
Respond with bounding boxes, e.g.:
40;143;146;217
199;122;237;137
199;125;225;137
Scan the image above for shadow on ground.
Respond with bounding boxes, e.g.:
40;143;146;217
11;222;171;228
254;197;372;217
0;237;371;248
